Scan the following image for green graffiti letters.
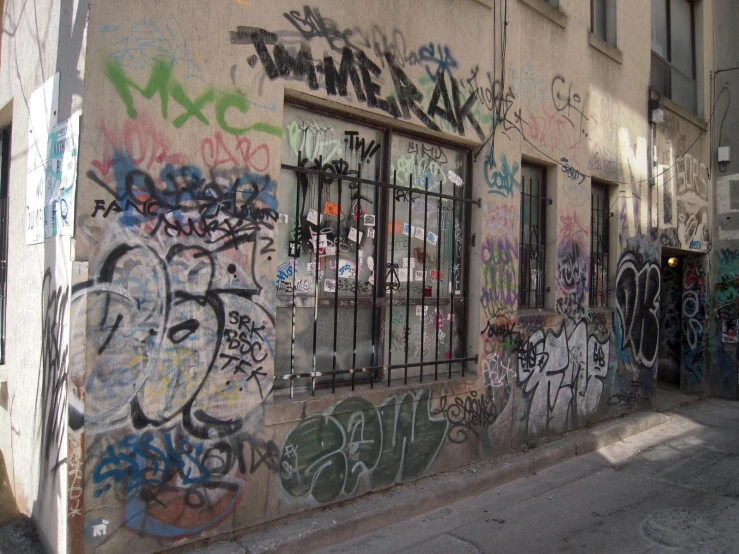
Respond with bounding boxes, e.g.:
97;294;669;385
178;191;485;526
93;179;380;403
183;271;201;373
279;390;447;504
104;59;281;137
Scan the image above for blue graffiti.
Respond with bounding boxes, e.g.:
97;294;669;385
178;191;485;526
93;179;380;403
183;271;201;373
484;153;520;197
418;43;458;81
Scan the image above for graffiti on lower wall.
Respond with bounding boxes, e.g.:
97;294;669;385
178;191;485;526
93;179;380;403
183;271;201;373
681;256;705;391
279;390;447;504
517;320;609;435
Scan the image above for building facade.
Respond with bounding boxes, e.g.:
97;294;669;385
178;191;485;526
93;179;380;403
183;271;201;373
0;0;734;552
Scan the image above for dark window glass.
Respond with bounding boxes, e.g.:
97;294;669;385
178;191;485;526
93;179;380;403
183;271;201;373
650;0;696;113
592;0;607;42
651;0;668;57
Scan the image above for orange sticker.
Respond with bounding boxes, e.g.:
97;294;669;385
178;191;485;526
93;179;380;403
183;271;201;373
324;201;342;217
387;221;403;234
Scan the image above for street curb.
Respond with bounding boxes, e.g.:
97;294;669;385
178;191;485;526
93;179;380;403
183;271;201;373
185;411;670;554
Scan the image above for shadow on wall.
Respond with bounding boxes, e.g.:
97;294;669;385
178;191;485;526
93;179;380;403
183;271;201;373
0;450;20;525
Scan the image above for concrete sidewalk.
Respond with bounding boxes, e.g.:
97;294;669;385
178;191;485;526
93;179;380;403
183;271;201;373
184;397;710;554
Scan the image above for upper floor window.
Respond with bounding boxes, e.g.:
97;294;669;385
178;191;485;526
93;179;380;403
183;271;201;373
519;164;547;309
590;183;609;308
592;0;617;47
651;0;696;113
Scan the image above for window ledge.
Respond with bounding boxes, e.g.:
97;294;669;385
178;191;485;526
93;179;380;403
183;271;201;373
588;307;614;316
588;33;623;64
516;308;559;318
661;95;708;131
518;0;567;29
265;375;479;426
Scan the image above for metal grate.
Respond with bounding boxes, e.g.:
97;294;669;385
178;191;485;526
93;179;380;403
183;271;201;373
277;152;479;398
590;184;609;308
519;165;547;309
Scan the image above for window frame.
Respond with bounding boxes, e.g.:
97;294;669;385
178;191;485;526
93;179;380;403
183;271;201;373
589;182;610;309
519;163;547;310
275;98;476;395
650;0;697;112
0;125;10;364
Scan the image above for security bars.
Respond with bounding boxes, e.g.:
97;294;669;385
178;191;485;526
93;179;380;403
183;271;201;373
519;164;547;309
590;184;609;308
276;144;478;398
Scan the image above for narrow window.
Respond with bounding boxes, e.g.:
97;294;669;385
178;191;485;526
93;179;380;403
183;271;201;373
519;164;547;309
0;125;10;363
590;183;609;308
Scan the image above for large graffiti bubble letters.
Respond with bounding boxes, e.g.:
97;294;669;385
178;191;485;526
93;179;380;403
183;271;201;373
517;321;609;435
279;390;447;504
615;254;660;369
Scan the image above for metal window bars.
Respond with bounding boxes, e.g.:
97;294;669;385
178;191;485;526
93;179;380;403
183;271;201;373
277;154;479;398
590;185;609;308
0;197;7;363
519;166;547;309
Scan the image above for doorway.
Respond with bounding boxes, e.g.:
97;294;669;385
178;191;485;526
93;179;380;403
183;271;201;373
657;250;706;394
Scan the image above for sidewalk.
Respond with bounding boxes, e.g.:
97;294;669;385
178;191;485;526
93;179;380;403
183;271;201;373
323;397;739;553
185;393;710;554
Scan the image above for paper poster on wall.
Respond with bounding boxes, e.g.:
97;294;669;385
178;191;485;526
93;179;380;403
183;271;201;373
45;112;80;239
26;72;60;244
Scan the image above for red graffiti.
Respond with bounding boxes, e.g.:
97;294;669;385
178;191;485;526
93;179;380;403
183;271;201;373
201;131;270;172
91;114;187;178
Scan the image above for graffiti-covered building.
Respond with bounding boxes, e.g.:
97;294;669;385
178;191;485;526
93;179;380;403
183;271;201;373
0;0;734;552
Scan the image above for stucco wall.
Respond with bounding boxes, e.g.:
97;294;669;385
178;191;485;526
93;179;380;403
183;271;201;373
709;0;739;399
69;0;715;553
0;0;88;552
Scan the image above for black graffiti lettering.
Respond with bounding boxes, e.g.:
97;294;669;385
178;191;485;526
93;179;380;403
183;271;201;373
615;253;660;368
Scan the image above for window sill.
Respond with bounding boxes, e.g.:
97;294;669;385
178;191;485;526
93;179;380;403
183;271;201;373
518;0;567;29
588;33;623;65
516;308;559;318
661;95;708;131
588;307;614;317
265;374;479;426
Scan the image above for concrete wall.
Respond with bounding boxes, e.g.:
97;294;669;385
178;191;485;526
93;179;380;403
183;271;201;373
709;0;739;399
0;0;88;552
0;0;710;551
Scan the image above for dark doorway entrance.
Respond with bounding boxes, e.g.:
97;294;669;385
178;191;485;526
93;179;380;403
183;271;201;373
657;250;707;394
658;255;682;385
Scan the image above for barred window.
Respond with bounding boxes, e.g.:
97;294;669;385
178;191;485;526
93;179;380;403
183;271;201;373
590;184;609;308
275;105;475;396
0;125;9;364
519;164;546;309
